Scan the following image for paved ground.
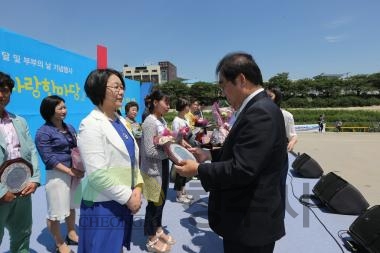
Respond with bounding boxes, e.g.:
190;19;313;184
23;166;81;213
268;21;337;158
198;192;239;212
3;133;376;252
293;132;379;206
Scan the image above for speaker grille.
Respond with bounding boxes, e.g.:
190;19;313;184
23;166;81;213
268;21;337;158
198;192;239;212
349;205;380;253
313;172;347;203
312;172;369;215
292;153;323;178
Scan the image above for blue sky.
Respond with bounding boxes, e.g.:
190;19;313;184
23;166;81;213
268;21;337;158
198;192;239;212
1;0;380;82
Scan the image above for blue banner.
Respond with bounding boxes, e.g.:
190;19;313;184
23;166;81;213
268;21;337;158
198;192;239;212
295;124;321;133
0;28;96;130
0;28;97;183
0;28;145;183
123;78;142;122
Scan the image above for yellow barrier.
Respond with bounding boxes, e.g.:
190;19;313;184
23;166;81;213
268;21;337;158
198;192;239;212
325;126;369;132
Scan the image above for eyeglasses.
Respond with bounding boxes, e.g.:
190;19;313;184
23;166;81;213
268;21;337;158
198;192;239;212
106;84;125;93
0;87;11;96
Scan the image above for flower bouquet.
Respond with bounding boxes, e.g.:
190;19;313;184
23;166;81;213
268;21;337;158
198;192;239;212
194;118;209;128
153;128;175;145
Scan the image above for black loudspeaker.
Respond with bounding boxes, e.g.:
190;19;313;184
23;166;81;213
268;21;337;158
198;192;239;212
292;153;323;178
349;205;380;253
312;172;369;215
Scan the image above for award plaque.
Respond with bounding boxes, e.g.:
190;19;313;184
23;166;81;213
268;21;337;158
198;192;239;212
163;143;196;165
0;158;33;193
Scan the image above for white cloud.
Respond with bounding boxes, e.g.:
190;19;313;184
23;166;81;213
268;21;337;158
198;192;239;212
324;35;345;43
326;17;352;29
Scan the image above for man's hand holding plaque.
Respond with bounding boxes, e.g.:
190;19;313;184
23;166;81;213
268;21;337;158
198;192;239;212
153;127;197;166
163;143;197;166
0;157;33;194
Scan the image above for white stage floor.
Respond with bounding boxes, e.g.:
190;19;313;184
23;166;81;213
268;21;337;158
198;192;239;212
1;154;360;252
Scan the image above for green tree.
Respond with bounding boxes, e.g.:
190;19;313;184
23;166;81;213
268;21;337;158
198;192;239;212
292;78;314;97
268;73;292;97
312;75;342;97
367;72;380;92
344;74;369;96
189;82;219;105
159;80;189;108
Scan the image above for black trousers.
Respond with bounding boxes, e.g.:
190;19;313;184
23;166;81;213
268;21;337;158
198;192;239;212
144;159;169;236
173;172;187;191
223;240;275;253
280;158;289;219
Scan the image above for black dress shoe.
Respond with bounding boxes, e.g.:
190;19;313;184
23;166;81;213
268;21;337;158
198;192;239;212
65;235;78;245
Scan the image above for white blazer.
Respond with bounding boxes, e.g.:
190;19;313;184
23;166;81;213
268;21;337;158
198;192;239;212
77;107;143;204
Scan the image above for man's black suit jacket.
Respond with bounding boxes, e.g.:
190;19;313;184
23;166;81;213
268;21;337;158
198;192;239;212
198;91;288;247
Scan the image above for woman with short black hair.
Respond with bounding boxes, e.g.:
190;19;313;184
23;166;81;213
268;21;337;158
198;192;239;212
77;68;143;253
35;95;83;253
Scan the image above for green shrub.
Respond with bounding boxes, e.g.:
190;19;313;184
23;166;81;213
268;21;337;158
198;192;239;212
164;108;380;130
288;109;380;127
284;96;380;108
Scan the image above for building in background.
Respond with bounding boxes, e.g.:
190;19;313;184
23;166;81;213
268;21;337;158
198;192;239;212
158;61;177;84
123;61;177;84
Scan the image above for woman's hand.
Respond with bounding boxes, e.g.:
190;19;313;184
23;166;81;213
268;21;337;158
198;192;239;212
180;139;192;149
287;136;298;152
126;188;142;214
69;168;85;178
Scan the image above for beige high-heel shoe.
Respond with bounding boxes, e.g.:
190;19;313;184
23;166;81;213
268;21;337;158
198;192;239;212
56;243;74;253
146;238;171;253
156;230;176;245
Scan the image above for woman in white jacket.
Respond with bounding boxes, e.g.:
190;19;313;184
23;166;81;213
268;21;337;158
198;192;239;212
77;69;143;253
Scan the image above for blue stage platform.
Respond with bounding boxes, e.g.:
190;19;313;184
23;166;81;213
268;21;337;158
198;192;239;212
1;154;360;252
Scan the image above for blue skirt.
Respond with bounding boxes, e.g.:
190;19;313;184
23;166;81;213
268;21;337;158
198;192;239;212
78;200;133;252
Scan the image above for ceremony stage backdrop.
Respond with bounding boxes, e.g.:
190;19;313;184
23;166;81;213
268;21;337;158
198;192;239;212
0;28;146;183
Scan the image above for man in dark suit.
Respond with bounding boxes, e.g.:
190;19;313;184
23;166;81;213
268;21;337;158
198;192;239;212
176;52;288;253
